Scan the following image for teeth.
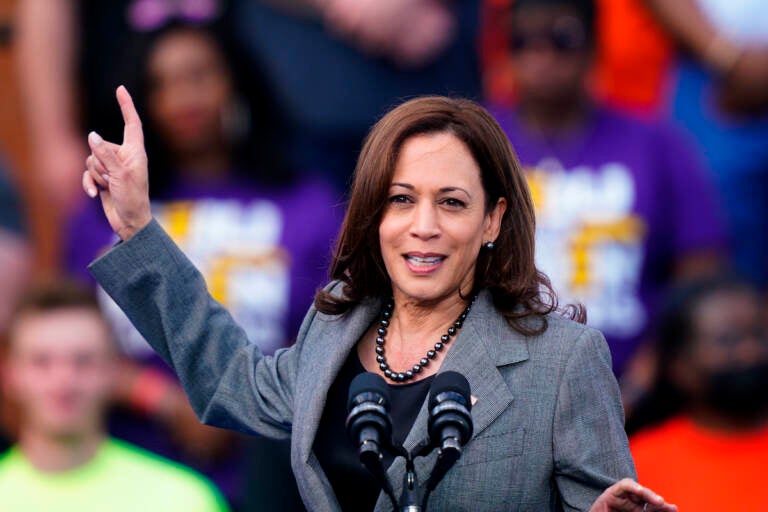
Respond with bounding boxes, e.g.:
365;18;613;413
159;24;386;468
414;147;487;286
406;255;443;266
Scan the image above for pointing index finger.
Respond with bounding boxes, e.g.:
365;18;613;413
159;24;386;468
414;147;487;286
116;85;144;146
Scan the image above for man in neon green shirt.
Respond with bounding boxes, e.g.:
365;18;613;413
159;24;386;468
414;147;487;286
0;281;228;511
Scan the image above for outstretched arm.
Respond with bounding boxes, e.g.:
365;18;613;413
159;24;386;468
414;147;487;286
16;0;86;213
84;88;300;438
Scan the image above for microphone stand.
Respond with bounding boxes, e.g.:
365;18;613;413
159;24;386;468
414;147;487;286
393;436;463;511
399;450;422;512
419;438;462;509
360;441;400;511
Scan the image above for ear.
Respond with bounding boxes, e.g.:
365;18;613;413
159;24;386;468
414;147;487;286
483;197;507;243
0;356;17;395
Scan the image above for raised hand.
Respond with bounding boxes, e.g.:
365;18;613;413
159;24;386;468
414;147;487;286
590;478;677;512
82;86;152;241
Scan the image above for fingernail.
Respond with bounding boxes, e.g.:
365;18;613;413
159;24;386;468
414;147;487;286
102;174;110;182
89;131;103;146
88;187;97;198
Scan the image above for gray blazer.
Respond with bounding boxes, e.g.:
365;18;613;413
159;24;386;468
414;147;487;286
90;219;636;511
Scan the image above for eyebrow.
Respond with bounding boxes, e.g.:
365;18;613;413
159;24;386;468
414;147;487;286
390;182;473;198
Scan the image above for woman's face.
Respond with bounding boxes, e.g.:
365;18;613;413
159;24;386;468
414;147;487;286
379;132;506;306
146;29;232;155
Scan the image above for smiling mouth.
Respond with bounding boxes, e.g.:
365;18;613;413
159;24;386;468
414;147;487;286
406;255;444;265
403;254;446;272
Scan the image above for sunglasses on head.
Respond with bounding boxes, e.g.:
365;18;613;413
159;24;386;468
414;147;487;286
510;15;588;53
127;0;222;32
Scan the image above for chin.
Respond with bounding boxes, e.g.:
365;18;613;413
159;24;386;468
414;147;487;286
36;413;93;438
394;281;455;305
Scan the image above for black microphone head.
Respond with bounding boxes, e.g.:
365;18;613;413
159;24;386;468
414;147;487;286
429;371;471;411
346;372;393;455
347;372;391;412
428;371;473;448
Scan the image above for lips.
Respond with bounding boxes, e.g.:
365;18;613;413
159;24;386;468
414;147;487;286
403;253;446;273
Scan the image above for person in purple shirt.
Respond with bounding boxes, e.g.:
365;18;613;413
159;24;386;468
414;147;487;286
67;21;340;510
488;0;726;384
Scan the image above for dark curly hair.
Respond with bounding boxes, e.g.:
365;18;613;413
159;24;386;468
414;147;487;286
314;96;583;335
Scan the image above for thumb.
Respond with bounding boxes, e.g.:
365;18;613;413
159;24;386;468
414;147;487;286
88;132;123;175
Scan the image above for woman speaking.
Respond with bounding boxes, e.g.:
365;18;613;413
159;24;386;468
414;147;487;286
82;87;675;512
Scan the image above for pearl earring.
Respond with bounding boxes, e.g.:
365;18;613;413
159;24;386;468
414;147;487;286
484;241;495;250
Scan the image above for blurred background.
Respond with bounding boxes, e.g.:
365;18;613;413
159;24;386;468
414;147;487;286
0;0;766;511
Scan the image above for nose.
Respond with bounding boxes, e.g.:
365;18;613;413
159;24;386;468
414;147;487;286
410;200;440;241
52;363;78;387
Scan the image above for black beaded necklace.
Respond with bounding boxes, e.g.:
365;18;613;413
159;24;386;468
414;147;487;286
374;296;476;383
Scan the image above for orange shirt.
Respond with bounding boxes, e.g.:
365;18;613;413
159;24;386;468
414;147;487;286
593;0;673;114
630;415;768;511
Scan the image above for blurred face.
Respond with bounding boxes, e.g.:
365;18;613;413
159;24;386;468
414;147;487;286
674;289;768;419
509;4;592;107
146;29;232;155
379;132;506;306
5;309;115;439
685;290;768;376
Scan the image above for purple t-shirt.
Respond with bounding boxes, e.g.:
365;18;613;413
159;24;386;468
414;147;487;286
66;174;342;503
68;175;342;354
491;106;725;375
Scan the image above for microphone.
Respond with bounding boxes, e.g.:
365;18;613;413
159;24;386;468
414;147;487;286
427;371;473;454
422;371;473;504
346;372;398;508
346;372;393;461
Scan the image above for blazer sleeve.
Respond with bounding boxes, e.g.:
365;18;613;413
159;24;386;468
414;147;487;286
552;327;637;511
89;218;305;440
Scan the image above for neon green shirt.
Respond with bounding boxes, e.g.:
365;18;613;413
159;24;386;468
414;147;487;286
0;438;229;511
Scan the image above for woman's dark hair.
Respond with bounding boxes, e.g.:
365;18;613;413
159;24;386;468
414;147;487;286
626;276;756;434
512;0;597;43
121;19;290;198
314;96;583;335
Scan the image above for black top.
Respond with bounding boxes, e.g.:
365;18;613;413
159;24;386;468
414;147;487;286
314;350;434;512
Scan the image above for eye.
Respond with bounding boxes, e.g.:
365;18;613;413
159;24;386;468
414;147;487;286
388;194;412;204
73;353;98;370
440;197;467;209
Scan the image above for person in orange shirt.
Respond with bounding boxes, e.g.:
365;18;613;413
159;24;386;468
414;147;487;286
630;277;768;511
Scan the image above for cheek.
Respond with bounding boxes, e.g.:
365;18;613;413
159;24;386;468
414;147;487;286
9;370;48;403
378;214;405;252
76;362;114;393
208;80;231;110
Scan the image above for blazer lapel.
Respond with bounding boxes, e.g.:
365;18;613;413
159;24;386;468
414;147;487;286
378;291;529;510
291;298;382;511
295;298;382;464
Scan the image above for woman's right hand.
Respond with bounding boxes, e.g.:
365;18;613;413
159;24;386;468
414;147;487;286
82;86;152;241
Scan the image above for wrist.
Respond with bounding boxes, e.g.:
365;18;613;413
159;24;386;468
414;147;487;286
703;33;744;76
128;367;174;416
117;214;152;241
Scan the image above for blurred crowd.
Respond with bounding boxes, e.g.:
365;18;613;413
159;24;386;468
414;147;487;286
0;0;766;510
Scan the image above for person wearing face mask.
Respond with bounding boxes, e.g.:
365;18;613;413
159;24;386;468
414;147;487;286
629;277;768;511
